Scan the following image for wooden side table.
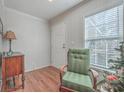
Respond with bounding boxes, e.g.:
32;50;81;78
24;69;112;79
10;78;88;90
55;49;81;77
2;52;25;92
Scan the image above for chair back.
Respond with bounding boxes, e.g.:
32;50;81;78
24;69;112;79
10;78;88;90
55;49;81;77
67;49;90;75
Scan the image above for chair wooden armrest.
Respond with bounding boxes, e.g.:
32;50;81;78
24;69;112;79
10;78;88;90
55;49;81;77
60;65;68;74
60;65;68;84
89;69;99;90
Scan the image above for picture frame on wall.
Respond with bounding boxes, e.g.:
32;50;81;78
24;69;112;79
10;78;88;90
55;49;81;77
0;17;3;36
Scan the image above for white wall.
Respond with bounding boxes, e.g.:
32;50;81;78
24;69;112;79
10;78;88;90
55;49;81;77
3;8;50;72
50;0;123;67
0;1;2;50
0;0;4;50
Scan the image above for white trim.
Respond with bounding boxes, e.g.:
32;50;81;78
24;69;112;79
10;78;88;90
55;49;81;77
5;7;48;23
25;64;50;72
91;65;116;74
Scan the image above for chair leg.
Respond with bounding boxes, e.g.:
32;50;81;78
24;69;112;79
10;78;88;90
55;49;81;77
59;86;61;92
2;79;7;91
93;78;97;90
22;74;25;89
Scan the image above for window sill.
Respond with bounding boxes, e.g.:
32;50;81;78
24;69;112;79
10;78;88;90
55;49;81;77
91;65;116;74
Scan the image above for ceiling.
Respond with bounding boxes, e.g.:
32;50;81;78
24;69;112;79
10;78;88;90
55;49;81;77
4;0;84;20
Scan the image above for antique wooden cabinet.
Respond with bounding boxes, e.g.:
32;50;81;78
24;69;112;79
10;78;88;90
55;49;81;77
2;52;24;91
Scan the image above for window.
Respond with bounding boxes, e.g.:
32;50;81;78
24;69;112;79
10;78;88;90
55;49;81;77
85;5;123;69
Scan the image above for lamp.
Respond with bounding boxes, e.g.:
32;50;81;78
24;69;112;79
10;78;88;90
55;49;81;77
4;31;16;55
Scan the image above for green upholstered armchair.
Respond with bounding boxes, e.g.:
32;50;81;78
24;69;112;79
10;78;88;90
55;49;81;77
59;49;98;92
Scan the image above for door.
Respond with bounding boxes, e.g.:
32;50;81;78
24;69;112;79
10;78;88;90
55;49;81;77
51;22;67;68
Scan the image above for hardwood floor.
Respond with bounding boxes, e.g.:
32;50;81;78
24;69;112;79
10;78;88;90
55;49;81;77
16;66;60;92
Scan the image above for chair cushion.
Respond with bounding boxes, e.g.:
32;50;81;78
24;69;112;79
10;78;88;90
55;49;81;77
62;71;93;92
68;49;90;75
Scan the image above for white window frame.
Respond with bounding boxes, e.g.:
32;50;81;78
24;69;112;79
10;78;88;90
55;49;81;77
84;4;123;69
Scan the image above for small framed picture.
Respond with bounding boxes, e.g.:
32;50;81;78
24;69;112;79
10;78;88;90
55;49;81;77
0;17;3;36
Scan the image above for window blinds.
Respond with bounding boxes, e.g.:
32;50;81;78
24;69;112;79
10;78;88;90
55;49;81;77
85;5;123;68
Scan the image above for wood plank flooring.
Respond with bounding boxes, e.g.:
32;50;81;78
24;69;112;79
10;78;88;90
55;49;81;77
16;66;60;92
